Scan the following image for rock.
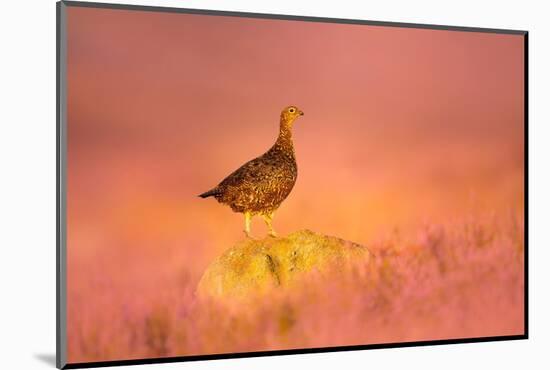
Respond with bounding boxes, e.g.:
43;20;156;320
196;229;372;300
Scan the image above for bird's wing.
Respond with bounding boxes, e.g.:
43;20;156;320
218;155;278;189
215;153;297;212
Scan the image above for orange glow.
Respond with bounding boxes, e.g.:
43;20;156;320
66;6;524;363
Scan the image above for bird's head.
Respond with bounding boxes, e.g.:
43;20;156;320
280;105;304;125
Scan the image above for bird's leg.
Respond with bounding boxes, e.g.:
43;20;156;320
262;212;277;238
244;211;253;238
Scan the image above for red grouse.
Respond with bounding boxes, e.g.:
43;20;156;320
199;106;304;238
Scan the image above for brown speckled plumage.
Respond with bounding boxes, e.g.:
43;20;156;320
199;106;304;237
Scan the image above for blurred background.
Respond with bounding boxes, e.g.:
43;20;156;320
66;6;524;362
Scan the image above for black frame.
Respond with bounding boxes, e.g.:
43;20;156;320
56;1;529;368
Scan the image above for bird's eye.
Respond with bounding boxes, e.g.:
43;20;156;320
289;108;296;113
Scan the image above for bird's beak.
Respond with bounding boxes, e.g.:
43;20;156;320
299;110;304;116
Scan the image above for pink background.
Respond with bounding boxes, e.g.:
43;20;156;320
66;6;524;362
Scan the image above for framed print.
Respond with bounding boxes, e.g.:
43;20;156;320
56;1;528;368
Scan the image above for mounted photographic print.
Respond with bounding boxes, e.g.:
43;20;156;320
56;1;528;368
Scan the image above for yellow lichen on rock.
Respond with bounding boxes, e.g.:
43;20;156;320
197;230;372;300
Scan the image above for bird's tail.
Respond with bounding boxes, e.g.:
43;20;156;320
198;187;221;198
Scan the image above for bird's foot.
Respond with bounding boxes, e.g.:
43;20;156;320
244;230;257;240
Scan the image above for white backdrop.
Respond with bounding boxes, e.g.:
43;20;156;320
0;0;547;369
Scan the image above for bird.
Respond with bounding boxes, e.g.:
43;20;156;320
199;105;304;238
